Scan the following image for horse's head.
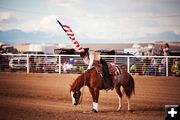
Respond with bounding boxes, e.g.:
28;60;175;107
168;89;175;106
70;70;92;105
70;90;81;105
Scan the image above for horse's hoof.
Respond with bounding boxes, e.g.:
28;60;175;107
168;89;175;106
128;109;133;112
117;109;121;111
128;106;131;111
117;106;122;111
92;108;98;113
117;108;121;111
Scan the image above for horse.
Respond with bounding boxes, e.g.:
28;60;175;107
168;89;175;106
70;64;135;113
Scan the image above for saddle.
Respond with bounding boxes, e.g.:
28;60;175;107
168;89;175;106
108;63;122;76
108;63;121;83
93;61;122;74
94;62;122;86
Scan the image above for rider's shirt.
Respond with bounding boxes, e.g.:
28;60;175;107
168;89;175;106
83;51;94;70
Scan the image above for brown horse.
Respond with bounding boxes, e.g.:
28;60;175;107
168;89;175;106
70;64;135;113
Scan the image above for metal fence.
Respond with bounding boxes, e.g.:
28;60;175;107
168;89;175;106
0;54;179;77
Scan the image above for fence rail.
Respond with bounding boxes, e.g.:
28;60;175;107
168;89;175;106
0;54;179;77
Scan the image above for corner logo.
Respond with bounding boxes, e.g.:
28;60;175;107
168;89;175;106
165;105;179;120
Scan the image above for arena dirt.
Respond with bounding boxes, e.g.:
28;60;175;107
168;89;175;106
0;72;180;120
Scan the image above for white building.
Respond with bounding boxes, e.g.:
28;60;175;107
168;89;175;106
124;44;148;56
58;43;74;49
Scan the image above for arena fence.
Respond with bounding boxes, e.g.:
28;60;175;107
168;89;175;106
0;54;179;77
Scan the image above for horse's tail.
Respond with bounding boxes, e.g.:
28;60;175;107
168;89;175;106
124;73;135;98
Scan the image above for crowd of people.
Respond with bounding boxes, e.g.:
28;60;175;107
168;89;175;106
130;43;179;76
147;43;171;56
56;43;180;76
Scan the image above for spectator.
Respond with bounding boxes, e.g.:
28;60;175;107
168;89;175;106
130;64;137;75
171;60;179;76
142;63;147;75
68;58;74;64
161;58;166;64
157;45;164;56
148;49;153;56
148;44;165;56
62;61;73;73
147;59;156;75
158;64;163;76
159;58;166;75
153;58;159;76
150;43;159;56
163;43;170;56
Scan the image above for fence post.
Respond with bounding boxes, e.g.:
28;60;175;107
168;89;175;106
58;55;61;74
114;56;117;64
166;56;168;76
127;56;130;73
27;54;29;74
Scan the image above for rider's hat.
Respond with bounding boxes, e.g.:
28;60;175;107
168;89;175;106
80;48;89;58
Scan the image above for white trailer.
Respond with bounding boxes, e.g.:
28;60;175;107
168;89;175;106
29;44;57;54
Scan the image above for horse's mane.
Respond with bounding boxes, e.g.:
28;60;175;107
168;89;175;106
70;68;95;92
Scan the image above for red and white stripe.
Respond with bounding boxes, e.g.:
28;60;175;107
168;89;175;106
61;24;84;52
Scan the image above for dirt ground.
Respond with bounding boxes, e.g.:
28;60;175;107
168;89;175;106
0;72;180;120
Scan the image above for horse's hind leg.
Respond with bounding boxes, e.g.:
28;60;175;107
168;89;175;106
126;97;131;111
115;83;122;111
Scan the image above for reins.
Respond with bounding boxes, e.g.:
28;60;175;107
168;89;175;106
79;73;86;104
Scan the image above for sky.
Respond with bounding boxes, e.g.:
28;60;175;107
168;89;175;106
0;0;180;44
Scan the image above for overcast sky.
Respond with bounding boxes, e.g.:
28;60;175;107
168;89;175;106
0;0;180;44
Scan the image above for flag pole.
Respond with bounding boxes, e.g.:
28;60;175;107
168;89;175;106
56;19;84;53
56;19;66;32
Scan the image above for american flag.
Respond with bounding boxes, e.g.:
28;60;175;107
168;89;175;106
57;19;84;53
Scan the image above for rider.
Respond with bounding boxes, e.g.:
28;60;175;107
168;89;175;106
80;48;114;90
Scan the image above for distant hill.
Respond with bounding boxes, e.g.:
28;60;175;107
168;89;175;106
0;29;180;45
0;29;64;44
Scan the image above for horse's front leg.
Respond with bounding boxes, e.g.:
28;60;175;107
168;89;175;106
89;88;99;112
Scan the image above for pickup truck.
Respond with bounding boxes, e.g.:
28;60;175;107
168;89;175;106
9;56;27;70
